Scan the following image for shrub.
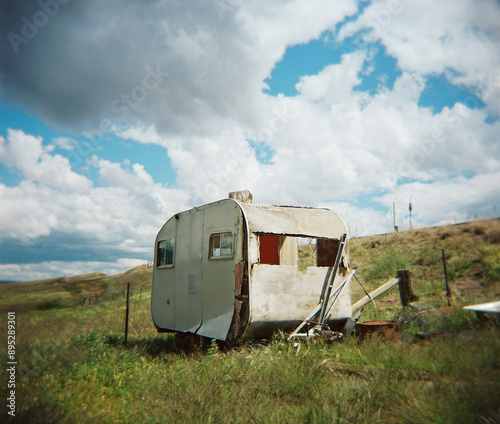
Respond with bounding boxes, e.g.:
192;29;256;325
446;256;473;280
35;298;63;310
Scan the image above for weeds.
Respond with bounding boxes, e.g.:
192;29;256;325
482;245;500;282
363;248;410;285
447;256;473;280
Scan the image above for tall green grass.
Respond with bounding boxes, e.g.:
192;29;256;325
2;285;499;424
482;245;500;283
363;248;410;284
5;322;499;424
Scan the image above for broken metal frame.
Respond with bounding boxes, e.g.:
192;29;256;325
288;268;415;340
288;269;356;340
288;233;351;340
351;277;400;314
318;233;347;324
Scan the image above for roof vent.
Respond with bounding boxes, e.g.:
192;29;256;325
228;189;253;203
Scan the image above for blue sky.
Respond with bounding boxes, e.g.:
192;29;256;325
1;0;499;281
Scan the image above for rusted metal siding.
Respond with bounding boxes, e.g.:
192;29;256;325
238;203;351;338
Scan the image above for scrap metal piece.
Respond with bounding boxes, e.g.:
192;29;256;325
318;234;347;324
351;277;400;314
288;269;356;340
463;301;500;323
463;301;500;314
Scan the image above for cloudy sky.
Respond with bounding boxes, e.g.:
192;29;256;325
1;0;499;281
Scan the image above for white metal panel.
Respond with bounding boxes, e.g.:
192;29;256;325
240;204;347;239
463;301;500;314
197;199;243;340
174;208;203;332
151;219;177;329
247;264;351;334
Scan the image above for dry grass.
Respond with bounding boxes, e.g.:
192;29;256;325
349;219;500;314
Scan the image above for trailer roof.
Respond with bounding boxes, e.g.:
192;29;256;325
239;203;347;239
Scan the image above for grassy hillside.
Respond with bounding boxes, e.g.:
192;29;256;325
1;220;499;423
0;266;153;316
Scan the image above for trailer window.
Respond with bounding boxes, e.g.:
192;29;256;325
259;235;280;265
316;239;339;267
209;232;233;259
157;239;174;267
298;238;343;270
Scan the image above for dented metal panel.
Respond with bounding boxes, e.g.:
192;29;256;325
152;198;243;340
240;203;347;239
196;199;243;340
247;264;351;336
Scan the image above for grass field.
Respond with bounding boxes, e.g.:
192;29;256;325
1;219;500;423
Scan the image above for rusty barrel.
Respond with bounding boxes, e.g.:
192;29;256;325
355;320;399;341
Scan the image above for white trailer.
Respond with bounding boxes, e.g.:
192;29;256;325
151;192;352;345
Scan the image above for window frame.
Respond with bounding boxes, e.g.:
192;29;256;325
316;238;340;267
208;231;234;260
156;238;175;268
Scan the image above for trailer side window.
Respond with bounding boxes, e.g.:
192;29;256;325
209;232;233;259
316;239;339;267
298;238;344;269
157;239;174;267
259;235;280;265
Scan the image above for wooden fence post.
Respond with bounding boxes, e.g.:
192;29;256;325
441;249;452;306
397;270;418;307
124;283;130;346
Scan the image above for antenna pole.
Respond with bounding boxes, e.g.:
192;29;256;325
393;200;399;232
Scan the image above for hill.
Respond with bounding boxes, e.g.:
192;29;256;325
4;218;499;315
0;265;153;316
350;218;500;314
305;218;500;314
1;219;499;423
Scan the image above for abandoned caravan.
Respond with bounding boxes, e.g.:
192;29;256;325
151;190;353;346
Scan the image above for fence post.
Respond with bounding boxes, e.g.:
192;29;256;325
397;270;418;307
441;249;452;306
124;283;130;346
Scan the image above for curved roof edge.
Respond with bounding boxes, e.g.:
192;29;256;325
157;198;348;240
238;202;347;239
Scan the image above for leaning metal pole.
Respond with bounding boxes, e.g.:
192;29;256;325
318;233;347;325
